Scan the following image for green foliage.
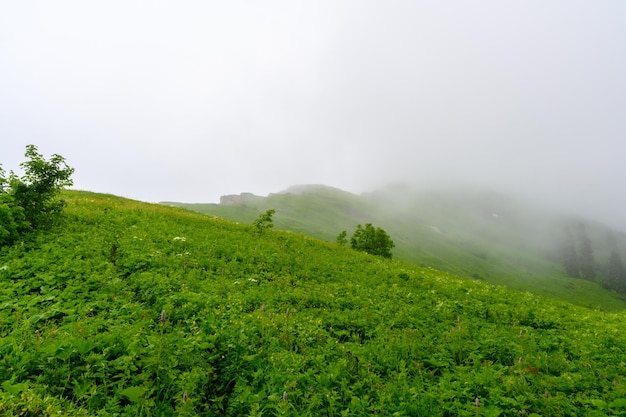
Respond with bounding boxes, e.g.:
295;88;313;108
349;223;395;259
2;191;626;415
0;145;74;245
336;230;348;246
168;186;626;309
252;208;275;234
0;194;27;245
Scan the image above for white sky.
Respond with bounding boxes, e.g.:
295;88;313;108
1;1;625;229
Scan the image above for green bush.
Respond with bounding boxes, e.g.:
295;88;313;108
252;209;275;234
349;223;395;259
0;145;74;244
0;195;27;245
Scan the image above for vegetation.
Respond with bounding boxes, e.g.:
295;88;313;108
345;223;395;259
0;144;74;245
557;222;626;293
166;185;626;310
336;230;348;246
252;209;276;234
1;191;626;415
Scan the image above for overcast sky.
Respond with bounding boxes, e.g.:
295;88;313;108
1;1;625;229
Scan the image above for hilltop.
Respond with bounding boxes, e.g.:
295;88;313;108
2;190;626;415
166;184;626;311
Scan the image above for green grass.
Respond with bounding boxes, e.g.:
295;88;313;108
1;190;626;415
167;185;626;311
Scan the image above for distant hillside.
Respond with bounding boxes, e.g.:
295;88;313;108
2;190;626;415
165;184;626;310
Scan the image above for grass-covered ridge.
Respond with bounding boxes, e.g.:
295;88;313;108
2;190;626;416
167;184;626;311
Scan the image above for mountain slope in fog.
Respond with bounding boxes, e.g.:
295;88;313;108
164;184;626;310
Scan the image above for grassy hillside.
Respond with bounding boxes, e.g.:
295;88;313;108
1;190;626;416
167;184;626;311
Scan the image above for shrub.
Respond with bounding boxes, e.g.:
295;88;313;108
349;223;395;259
252;209;276;234
0;145;74;243
0;195;27;245
336;230;348;246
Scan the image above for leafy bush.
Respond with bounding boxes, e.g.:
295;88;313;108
0;194;27;245
336;230;348;246
349;223;395;259
252;208;275;234
0;145;73;244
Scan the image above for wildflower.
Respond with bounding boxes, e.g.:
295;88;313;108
173;236;186;242
0;265;8;271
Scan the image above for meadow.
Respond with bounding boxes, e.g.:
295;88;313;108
1;191;626;416
169;185;626;311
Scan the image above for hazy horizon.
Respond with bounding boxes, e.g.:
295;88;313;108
1;2;625;230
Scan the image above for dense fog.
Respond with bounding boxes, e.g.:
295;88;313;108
1;1;624;230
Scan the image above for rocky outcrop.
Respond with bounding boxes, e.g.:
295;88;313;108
219;192;256;205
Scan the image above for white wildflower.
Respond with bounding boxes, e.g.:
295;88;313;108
173;236;186;242
0;265;8;271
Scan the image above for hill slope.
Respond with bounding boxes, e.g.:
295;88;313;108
1;191;626;416
166;184;626;310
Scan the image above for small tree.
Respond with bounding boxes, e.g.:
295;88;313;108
336;230;348;246
252;209;275;234
0;145;74;243
349;223;395;259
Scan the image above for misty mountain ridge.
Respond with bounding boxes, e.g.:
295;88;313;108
165;183;626;310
